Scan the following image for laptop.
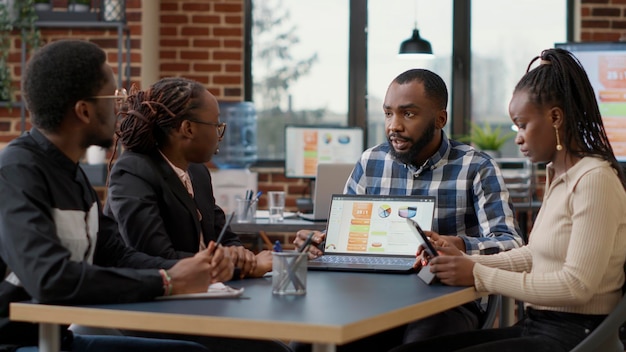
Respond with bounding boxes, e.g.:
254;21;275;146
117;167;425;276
298;163;354;221
308;194;437;273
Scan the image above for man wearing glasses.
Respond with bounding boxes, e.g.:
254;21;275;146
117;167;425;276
0;40;235;351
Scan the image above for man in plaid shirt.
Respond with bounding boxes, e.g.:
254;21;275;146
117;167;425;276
292;68;523;352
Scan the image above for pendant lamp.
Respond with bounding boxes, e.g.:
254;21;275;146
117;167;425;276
398;1;434;59
399;28;433;56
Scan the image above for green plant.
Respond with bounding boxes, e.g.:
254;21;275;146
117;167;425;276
0;0;41;103
459;122;516;151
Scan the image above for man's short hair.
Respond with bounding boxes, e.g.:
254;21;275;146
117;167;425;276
22;40;108;132
393;69;448;110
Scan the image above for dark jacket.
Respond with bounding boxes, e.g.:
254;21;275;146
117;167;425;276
0;129;176;347
104;150;242;259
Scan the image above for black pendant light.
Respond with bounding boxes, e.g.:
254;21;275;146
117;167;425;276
399;29;433;55
399;1;433;58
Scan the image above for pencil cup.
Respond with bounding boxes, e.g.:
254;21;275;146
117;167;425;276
235;199;256;223
268;191;285;223
272;251;307;295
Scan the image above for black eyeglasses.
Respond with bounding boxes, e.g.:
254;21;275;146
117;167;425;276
87;88;128;110
187;119;227;138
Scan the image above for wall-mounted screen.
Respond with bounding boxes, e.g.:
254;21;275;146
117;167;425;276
284;125;364;179
556;42;626;161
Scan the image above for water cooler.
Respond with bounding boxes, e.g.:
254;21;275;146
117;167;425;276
212;101;258;169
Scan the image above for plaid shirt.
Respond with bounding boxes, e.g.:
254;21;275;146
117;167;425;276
345;132;523;255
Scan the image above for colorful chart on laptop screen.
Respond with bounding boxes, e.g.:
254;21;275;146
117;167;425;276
378;204;392;218
398;206;417;218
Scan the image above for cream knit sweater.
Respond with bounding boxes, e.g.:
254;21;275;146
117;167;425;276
472;157;626;315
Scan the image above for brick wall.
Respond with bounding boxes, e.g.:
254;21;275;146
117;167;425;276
0;0;245;146
580;0;626;41
159;0;244;99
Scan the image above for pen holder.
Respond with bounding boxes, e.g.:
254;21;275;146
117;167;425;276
236;199;256;223
272;251;307;295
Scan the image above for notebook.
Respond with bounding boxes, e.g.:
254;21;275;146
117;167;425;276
308;194;437;273
298;163;355;221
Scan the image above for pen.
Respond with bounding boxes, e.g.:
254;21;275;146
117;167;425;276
214;211;235;248
297;232;315;253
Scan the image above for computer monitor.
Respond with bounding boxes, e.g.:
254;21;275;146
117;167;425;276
555;42;626;162
284;125;364;179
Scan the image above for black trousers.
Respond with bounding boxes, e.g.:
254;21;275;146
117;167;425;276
389;308;607;352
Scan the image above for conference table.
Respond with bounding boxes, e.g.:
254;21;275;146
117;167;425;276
10;271;483;352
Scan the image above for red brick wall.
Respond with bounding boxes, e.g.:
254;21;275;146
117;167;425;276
159;0;244;99
580;0;626;41
0;0;245;144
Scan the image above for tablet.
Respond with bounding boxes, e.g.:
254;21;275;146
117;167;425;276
406;218;438;258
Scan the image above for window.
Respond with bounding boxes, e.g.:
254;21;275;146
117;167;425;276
249;0;570;161
471;0;567;157
367;0;453;147
251;0;349;160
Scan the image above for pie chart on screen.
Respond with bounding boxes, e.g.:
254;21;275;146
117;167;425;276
398;206;417;218
378;204;392;218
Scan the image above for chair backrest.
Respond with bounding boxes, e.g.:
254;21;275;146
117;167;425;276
480;294;501;329
569;262;626;352
495;158;534;204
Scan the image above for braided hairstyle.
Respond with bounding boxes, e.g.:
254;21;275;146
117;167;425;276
515;48;626;189
115;77;207;154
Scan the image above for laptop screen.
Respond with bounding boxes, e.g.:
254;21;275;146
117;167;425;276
324;194;436;256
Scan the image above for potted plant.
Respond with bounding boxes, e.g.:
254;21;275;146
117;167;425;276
460;122;516;158
0;0;14;102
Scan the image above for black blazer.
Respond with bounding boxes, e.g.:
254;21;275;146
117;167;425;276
104;150;242;259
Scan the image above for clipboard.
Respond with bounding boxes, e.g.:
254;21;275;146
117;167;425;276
156;283;244;300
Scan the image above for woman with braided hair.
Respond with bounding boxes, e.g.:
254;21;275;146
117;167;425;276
104;77;272;278
388;48;626;352
101;77;291;351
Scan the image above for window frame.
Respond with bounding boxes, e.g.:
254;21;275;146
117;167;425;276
244;0;575;156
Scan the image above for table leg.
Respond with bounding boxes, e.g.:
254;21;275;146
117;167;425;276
500;296;516;327
312;343;336;352
39;323;60;352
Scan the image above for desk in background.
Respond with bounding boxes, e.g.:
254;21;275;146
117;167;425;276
230;217;327;250
11;271;483;352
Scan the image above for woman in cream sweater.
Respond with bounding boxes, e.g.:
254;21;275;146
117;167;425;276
391;48;626;352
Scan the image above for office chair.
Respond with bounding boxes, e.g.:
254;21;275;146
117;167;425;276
569;294;626;352
570;262;626;352
481;294;502;329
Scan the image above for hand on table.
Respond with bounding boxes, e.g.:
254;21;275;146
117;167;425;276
166;242;233;295
227;245;257;278
249;250;273;278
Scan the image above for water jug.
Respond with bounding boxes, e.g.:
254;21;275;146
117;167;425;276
212;102;258;168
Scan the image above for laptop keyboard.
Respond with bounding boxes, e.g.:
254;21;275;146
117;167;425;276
316;255;414;266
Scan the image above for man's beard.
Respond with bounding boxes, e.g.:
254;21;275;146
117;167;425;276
388;120;436;166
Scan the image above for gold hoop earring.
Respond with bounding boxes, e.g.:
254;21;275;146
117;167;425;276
554;125;563;151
